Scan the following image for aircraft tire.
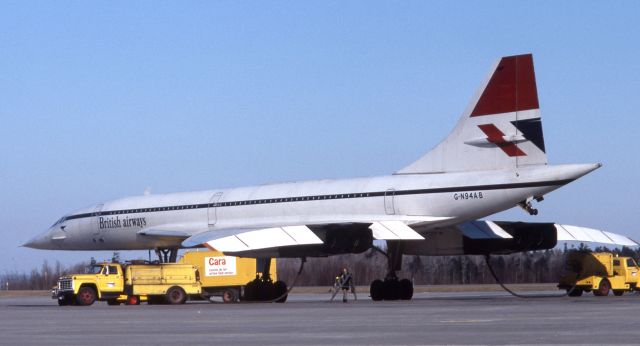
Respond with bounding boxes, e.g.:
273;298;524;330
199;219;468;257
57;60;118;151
273;281;288;303
399;279;413;300
243;281;256;301
370;280;384;301
383;279;400;301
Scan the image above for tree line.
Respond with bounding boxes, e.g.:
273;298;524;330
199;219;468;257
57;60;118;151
3;245;639;290
276;245;640;286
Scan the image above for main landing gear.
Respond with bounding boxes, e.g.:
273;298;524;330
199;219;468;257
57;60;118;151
369;241;414;301
242;257;288;303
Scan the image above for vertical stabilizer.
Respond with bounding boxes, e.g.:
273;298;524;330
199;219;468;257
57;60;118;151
396;54;547;174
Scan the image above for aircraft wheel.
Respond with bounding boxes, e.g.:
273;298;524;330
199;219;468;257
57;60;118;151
243;281;256;301
76;286;97;306
370;280;384;301
567;288;583;297
273;280;288;303
613;290;624;296
166;287;187;304
399;279;413;300
383;279;400;301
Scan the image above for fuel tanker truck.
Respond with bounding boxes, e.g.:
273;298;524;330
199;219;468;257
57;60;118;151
52;250;281;306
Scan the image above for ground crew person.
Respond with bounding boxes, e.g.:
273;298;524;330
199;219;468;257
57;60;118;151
338;268;353;303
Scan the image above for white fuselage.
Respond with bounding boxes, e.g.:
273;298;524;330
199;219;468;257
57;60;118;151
26;163;599;251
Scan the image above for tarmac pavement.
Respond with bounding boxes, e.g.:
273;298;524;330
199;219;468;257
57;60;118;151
1;290;639;345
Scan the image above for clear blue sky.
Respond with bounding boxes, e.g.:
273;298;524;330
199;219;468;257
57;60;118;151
2;2;639;273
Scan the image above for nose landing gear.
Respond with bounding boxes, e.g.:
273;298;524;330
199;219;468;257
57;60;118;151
369;241;414;301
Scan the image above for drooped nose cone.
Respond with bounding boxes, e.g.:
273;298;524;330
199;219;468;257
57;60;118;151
23;227;67;250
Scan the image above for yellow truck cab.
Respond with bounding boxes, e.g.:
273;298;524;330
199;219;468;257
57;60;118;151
53;261;201;306
558;252;640;297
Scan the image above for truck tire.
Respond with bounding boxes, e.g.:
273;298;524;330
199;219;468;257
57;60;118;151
222;289;238;303
594;279;611;296
76;286;97;306
166;286;187;304
613;290;624;296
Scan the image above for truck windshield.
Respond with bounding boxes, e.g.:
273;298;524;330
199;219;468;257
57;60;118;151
86;265;104;274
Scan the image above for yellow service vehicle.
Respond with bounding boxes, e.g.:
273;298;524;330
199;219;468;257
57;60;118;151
178;251;280;303
53;251;283;306
53;261;201;306
558;252;640;297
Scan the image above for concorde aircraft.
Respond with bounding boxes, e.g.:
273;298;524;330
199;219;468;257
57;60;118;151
24;54;637;301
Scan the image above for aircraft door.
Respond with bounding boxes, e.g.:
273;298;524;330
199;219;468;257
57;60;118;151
384;189;396;215
208;192;223;227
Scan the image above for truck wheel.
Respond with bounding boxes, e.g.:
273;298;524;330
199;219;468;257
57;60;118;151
613;290;624;296
76;287;97;306
166;286;187;304
567;288;583;297
594;279;611;296
222;289;238;303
